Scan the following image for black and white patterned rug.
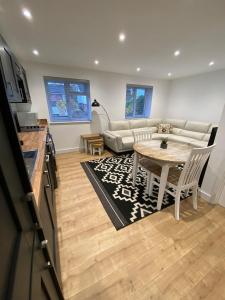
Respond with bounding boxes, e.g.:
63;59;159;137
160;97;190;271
81;153;189;230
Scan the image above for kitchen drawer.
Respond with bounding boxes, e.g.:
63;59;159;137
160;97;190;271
31;231;63;300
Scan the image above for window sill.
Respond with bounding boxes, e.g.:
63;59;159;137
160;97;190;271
125;117;148;119
50;121;91;125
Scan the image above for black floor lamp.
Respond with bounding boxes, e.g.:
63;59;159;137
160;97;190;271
91;99;110;123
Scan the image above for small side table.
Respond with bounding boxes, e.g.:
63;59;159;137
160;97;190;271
80;134;102;153
87;137;104;154
92;142;104;155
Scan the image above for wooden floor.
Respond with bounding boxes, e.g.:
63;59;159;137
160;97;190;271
56;151;225;300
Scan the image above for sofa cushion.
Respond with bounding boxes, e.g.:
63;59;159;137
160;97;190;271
167;135;194;144
109;120;129;131
189;140;208;148
110;129;133;137
167;135;207;147
202;134;210;142
164;119;186;129
185;121;211;133
172;128;182;135
129;119;147;129
146;118;162;127
152;133;170;140
158;123;171;134
177;129;205;140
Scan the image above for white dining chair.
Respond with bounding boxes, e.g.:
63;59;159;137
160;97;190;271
133;129;152;144
132;130;154;191
146;144;215;220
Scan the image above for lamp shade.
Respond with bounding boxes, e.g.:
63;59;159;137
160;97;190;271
91;99;100;107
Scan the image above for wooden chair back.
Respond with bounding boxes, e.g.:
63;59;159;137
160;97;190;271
179;144;215;187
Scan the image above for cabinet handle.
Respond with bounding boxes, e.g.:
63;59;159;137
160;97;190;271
45;154;50;162
45;184;50;188
46;261;52;268
41;239;48;248
44;170;51;185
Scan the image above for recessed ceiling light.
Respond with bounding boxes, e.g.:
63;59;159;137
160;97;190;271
94;60;99;65
209;61;215;66
136;67;141;72
32;49;39;56
174;50;180;57
119;33;126;42
22;8;32;20
168;72;172;77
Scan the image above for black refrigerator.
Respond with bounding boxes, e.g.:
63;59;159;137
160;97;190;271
0;68;63;299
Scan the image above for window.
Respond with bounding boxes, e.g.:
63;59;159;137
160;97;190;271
44;76;91;123
125;85;153;119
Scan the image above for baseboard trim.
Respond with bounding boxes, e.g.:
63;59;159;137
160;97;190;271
199;189;211;202
56;147;82;154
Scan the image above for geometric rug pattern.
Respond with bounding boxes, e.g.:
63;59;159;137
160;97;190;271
81;153;189;230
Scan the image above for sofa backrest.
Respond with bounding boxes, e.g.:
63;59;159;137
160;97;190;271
175;129;205;140
109;120;130;131
109;118;217;140
146;118;162;127
170;120;213;141
129;119;147;129
184;121;211;133
109;118;162;131
164;118;186;129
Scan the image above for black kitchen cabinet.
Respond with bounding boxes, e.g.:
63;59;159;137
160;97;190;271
0;171;33;300
0;58;63;299
31;231;63;300
13;56;31;103
0;34;31;103
40;162;57;264
40;147;61;273
46;147;58;189
20;66;31;102
0;36;21;102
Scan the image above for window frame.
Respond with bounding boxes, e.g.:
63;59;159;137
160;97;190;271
125;84;153;119
44;76;92;124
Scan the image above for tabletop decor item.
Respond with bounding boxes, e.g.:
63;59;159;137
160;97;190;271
160;137;168;149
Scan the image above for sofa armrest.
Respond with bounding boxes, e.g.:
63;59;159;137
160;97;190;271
103;131;122;152
103;131;118;139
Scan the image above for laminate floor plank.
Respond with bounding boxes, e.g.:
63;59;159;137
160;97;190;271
55;151;225;300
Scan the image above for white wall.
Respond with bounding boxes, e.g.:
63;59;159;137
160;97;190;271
23;61;169;152
166;69;225;123
201;104;225;207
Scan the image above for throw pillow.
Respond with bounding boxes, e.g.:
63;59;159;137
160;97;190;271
158;123;171;134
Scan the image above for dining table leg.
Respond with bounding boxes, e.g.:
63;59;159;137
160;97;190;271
157;164;170;211
132;152;139;186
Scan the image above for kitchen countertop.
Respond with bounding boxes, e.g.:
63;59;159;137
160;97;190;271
18;127;47;207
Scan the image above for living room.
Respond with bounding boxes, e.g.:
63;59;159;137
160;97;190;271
1;1;225;299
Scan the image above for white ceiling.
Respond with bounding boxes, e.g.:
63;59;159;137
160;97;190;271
0;0;225;79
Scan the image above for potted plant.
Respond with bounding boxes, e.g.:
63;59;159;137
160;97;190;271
160;137;168;149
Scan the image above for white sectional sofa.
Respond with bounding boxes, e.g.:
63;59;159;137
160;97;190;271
103;118;217;153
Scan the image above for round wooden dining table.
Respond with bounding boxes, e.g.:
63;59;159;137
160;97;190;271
132;140;193;210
